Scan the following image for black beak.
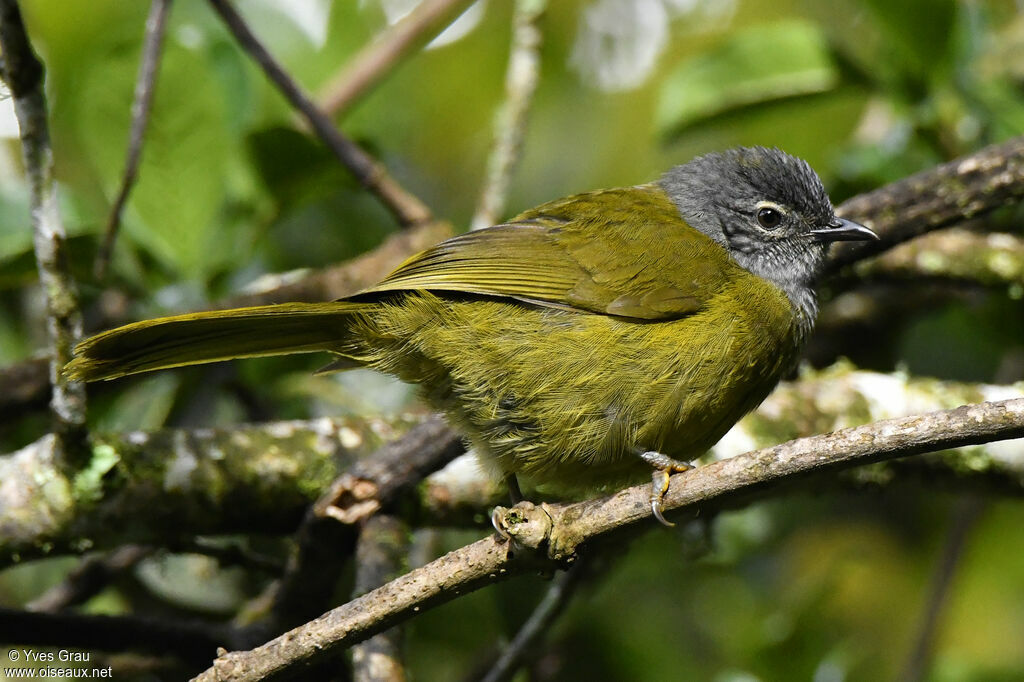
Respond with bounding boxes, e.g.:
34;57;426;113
810;217;878;243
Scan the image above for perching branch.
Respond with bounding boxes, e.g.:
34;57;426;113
471;0;546;229
319;0;478;118
194;397;1024;681
94;0;173;280
830;135;1024;272
206;0;432;227
0;0;87;459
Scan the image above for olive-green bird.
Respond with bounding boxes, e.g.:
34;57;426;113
65;147;876;525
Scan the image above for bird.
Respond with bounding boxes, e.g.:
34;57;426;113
65;146;877;525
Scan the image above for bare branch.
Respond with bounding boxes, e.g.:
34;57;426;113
319;0;478;118
0;0;87;457
206;0;432;227
93;0;173;280
194;398;1024;681
830;136;1024;272
471;0;546;229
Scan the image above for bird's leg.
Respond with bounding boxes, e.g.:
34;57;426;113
491;473;525;539
636;449;693;527
505;473;524;504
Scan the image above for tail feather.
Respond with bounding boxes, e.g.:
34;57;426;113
65;302;368;381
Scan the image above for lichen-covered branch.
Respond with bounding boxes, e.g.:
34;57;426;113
319;0;477;118
0;0;87;456
829;135;1024;272
0;415;414;566
193;397;1024;681
207;0;432;227
471;0;546;230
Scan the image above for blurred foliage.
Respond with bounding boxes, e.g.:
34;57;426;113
2;0;1024;680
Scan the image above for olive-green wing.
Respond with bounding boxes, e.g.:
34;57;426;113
354;184;732;320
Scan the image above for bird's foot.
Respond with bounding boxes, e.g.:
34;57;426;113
637;450;693;527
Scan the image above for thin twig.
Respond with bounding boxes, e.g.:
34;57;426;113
207;0;432;227
27;546;152;612
0;0;87;460
471;0;545;230
94;0;173;280
319;0;477;118
352;515;411;682
194;397;1024;682
899;497;987;682
478;559;587;682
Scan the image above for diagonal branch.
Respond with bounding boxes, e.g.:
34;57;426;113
94;0;174;280
194;397;1024;682
319;0;478;118
207;0;432;227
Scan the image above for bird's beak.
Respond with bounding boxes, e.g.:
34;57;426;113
811;217;878;243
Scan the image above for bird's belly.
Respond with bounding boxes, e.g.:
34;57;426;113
354;291;799;491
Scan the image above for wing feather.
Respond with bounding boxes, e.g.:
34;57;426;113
353;185;732;320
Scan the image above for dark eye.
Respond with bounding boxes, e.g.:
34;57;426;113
757;207;783;230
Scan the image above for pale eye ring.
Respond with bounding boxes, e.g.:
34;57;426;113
756;206;783;230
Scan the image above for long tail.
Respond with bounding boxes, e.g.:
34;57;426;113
64;302;369;382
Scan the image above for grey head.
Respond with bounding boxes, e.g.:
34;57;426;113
659;146;875;325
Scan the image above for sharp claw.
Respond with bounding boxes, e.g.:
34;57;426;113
651;499;675;527
491;507;511;541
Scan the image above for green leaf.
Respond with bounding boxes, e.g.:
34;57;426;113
657;19;838;137
76;41;232;279
859;0;956;80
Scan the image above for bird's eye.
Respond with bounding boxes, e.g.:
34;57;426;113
757;207;783;230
